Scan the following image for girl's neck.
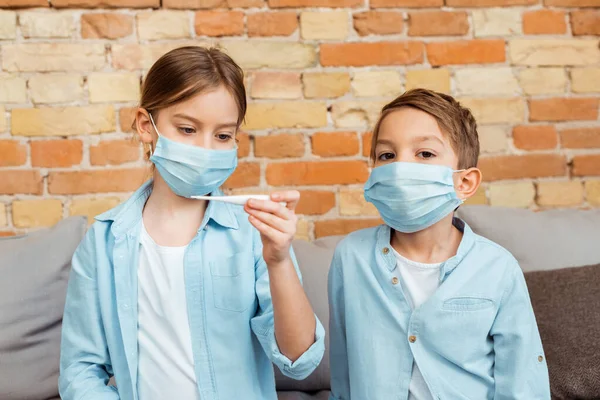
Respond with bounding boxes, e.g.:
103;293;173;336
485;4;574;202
142;172;208;247
390;213;462;264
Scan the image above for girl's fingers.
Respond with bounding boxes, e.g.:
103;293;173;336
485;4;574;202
248;215;287;242
245;199;294;221
246;208;291;234
270;190;300;211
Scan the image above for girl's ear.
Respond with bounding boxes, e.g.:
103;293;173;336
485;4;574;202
135;108;155;145
455;167;482;201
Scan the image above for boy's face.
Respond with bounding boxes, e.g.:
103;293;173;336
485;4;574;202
374;107;459;170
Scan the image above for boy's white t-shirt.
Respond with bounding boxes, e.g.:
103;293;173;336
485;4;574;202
137;222;201;400
392;247;442;400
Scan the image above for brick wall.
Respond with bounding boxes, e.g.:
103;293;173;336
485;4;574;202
0;0;598;239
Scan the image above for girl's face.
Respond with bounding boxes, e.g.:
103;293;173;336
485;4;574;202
137;85;239;151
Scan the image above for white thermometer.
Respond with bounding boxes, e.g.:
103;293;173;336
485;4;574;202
191;194;281;206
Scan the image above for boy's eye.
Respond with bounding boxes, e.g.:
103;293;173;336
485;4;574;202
179;127;195;135
378;152;395;161
216;133;233;141
417;151;435;159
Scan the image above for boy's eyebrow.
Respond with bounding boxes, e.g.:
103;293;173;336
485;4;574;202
173;113;237;129
414;135;445;146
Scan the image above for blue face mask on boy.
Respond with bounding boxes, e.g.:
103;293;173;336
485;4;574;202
364;162;465;233
148;113;238;198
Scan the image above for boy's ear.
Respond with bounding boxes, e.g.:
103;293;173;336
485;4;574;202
455;167;482;201
135;108;154;145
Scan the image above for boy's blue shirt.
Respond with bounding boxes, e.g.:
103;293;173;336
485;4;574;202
328;218;550;400
59;180;325;400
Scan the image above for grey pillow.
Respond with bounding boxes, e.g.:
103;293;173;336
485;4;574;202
0;217;87;400
456;206;600;272
274;237;343;392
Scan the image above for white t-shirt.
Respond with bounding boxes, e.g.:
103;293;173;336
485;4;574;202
392;247;443;400
137;223;201;400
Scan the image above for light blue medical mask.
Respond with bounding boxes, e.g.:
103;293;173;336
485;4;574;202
364;162;465;233
148;113;238;198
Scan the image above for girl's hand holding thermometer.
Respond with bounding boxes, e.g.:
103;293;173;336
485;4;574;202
243;191;300;267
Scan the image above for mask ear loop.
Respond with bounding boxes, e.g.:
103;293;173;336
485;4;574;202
148;112;160;156
453;169;468;203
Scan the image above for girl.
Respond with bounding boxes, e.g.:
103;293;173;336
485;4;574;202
59;46;325;400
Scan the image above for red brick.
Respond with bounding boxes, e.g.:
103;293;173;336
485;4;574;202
223;162;260;189
427;40;505;66
0;140;27;167
560;127;600;149
573;155;600;176
529;98;599;122
247;12;298;37
353;12;404;36
48;169;149;194
90;140;139;166
544;0;600;7
296;190;336;215
227;0;264;7
512;125;558;150
408;12;469;36
321;42;424;67
119;107;137;133
81;14;133;39
371;0;442;8
311;132;359;157
0;171;43;195
478;154;566;181
266;161;369;186
237;132;250;158
194;11;244;37
0;231;17;237
570;10;600;36
163;0;226;8
31;140;83;168
447;0;537;5
314;218;382;238
269;0;361;7
0;0;48;7
523;10;567;35
362;132;373;157
255;134;305;159
52;0;159;7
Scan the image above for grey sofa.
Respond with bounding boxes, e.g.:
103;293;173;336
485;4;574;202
1;206;600;400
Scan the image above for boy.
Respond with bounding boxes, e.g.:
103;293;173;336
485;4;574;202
328;89;550;400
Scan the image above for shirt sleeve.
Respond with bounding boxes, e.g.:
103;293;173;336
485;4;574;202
328;252;351;400
249;228;325;380
490;261;550;400
59;226;120;400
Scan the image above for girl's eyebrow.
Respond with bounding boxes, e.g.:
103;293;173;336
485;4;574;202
173;113;237;129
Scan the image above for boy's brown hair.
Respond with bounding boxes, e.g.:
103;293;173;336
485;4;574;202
370;88;480;169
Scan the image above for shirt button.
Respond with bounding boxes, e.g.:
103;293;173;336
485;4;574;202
391;277;399;285
409;335;417;343
538;355;544;362
382;247;390;255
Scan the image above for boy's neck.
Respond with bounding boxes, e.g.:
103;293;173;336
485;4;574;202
390;213;463;264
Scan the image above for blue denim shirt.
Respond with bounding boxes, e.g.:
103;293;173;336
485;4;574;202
59;181;325;400
328;219;550;400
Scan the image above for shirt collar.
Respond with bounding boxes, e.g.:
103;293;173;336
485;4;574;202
95;180;239;237
376;217;476;277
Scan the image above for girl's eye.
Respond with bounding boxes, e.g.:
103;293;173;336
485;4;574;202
418;151;435;159
179;127;195;135
217;133;233;141
378;152;395;161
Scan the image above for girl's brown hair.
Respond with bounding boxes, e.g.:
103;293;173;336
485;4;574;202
135;45;247;128
370;88;480;170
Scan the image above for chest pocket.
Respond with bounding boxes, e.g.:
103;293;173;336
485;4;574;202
442;297;495;311
210;252;255;312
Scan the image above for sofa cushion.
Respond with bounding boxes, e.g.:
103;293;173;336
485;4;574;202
0;217;87;400
525;264;600;399
455;206;600;272
274;237;343;391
